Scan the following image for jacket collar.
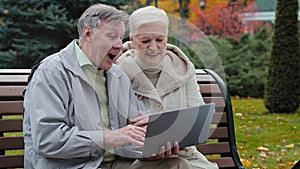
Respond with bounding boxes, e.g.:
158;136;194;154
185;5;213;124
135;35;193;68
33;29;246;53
59;40;123;83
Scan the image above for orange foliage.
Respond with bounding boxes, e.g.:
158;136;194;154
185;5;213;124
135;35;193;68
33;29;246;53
188;0;258;38
138;0;181;17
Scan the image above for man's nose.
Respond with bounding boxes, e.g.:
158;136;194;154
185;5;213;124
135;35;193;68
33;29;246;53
113;39;123;49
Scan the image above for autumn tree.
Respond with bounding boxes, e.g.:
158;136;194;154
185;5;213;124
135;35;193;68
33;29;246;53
264;0;300;113
188;0;257;38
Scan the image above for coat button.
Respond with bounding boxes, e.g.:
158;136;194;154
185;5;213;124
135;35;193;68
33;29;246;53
155;104;162;110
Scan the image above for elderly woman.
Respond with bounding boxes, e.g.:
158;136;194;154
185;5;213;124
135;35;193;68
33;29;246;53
116;6;219;169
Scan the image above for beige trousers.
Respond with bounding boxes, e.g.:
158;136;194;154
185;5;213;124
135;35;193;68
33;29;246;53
99;157;191;169
100;146;218;169
178;146;219;169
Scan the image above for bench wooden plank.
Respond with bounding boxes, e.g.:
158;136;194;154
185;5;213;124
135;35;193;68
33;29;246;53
0;75;28;85
0;155;24;168
0;69;31;75
209;127;228;139
0;119;23;132
199;84;222;95
197;142;230;155
0;101;24;114
211;112;227;124
196;74;215;83
0;137;24;150
203;97;225;107
0;86;26;97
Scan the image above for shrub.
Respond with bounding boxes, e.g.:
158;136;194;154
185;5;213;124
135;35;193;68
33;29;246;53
264;0;300;113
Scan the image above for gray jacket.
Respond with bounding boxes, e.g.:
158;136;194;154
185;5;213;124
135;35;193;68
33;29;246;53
23;41;143;169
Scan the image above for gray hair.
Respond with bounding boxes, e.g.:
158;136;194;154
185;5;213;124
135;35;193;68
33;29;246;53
77;3;128;39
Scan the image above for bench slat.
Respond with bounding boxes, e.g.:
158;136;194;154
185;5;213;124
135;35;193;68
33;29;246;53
0;119;23;132
197;142;230;155
0;101;24;114
0;75;28;85
209;127;228;139
212;112;227;124
203;97;225;107
0;155;24;168
0;137;24;150
0;86;26;97
0;69;31;75
199;84;222;95
196;74;216;83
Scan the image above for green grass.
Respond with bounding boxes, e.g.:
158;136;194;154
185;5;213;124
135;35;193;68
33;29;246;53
232;98;300;169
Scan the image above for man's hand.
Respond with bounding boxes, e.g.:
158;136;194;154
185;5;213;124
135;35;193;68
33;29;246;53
129;112;150;127
146;141;180;160
104;124;146;147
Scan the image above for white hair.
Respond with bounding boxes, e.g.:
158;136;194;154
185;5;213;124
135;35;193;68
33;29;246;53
129;6;169;36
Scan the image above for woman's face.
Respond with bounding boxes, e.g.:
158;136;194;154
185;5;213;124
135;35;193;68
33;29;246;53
131;24;167;66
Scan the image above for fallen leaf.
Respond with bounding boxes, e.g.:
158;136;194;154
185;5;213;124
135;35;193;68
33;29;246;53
235;113;243;117
276;116;284;120
278;163;286;168
257;146;269;152
259;151;268;158
285;144;294;148
240;158;252;167
277;157;284;163
286;161;295;165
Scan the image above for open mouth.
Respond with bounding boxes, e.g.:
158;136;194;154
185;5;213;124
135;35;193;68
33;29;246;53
108;53;117;60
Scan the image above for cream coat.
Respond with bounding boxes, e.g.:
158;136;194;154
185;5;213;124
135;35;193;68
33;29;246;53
116;42;219;169
116;42;205;113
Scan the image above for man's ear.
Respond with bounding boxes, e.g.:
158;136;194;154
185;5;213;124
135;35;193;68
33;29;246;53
83;27;92;40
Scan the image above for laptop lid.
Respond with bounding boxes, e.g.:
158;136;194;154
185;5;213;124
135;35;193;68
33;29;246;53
141;103;215;157
116;103;215;158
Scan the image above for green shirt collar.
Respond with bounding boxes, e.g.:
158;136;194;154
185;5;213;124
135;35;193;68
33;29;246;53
74;40;98;70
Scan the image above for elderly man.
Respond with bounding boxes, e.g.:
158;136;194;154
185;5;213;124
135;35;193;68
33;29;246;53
23;3;190;169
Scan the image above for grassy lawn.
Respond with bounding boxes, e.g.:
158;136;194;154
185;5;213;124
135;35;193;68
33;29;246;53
232;98;300;169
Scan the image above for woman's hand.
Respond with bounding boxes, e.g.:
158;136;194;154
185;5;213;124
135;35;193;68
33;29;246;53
146;141;180;160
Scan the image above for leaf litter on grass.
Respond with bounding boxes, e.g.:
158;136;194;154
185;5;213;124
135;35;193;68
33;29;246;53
232;98;300;169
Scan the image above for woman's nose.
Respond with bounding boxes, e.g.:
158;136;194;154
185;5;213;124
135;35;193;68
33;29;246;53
149;40;158;50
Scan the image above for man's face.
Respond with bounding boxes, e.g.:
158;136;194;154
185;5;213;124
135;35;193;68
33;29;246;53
131;24;167;66
85;21;125;70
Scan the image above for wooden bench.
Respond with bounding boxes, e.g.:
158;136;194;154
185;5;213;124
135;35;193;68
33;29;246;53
0;69;30;168
196;69;244;169
0;69;244;169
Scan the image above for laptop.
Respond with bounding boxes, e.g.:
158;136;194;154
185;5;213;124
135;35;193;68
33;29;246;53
117;103;215;158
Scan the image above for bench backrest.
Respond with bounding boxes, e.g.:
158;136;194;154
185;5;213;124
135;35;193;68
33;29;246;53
0;69;244;169
196;69;244;169
0;69;30;168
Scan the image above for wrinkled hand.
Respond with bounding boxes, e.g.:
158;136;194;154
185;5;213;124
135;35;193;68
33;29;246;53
129;112;150;127
146;141;180;160
104;124;146;147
